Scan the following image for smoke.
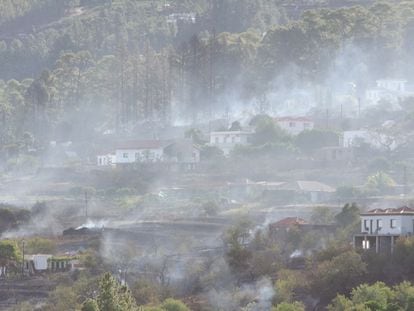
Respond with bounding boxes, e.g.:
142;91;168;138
207;277;275;311
76;219;108;230
1;202;65;239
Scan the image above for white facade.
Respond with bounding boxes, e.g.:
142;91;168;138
361;210;414;235
96;140;200;167
365;79;408;105
343;130;397;150
210;131;252;155
97;154;115;166
115;148;164;164
343;130;371;148
361;214;414;236
275;117;314;136
366;89;395;104
377;79;407;92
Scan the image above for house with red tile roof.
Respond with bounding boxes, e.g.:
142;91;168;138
274;116;314;136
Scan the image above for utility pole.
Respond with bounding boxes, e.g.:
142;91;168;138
326;108;330;129
84;191;88;219
21;239;25;277
403;165;408;197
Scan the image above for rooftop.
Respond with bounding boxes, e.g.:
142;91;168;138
275;116;313;122
116;140;173;150
270;217;308;228
278;180;336;193
210;130;253;135
361;206;414;216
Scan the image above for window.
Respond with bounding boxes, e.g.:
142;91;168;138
362;240;370;249
364;219;369;231
215;137;219;144
390;219;397;228
377;219;383;230
289;122;295;127
123;153;128;159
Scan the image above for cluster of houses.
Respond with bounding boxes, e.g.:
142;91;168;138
272;205;414;256
268;204;414;260
209;116;315;156
227;179;336;203
93;78;412;169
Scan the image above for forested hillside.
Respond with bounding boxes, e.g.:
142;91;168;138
0;0;412;155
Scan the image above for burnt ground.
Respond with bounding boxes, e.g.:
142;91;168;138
0;277;56;310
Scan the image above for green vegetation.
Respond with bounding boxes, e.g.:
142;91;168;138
1;1;414;153
25;237;56;254
329;282;414;311
0;205;30;234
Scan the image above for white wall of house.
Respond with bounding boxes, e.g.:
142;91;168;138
276;119;314;136
365;80;407;105
343;131;370;148
377;79;407;92
97;154;115;166
360;214;414;235
115;148;164;164
365;89;394;104
210;131;252;155
343;130;397;150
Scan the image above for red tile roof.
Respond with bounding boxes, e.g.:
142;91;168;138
270;217;308;228
116;140;173;150
275;116;313;122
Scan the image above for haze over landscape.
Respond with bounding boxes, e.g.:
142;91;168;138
2;1;414;310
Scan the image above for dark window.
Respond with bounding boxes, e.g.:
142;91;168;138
390;219;397;228
364;219;369;231
377;219;382;230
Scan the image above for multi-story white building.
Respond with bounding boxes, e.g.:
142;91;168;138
209;130;253;155
274;117;314;136
354;207;414;253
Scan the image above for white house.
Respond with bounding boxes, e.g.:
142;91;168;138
377;79;407;92
343;130;372;148
23;254;82;275
97;153;116;166
354;207;414;253
343;130;397;150
365;79;409;105
274;117;314;136
115;140;169;164
209;130;253;155
96;139;200;168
